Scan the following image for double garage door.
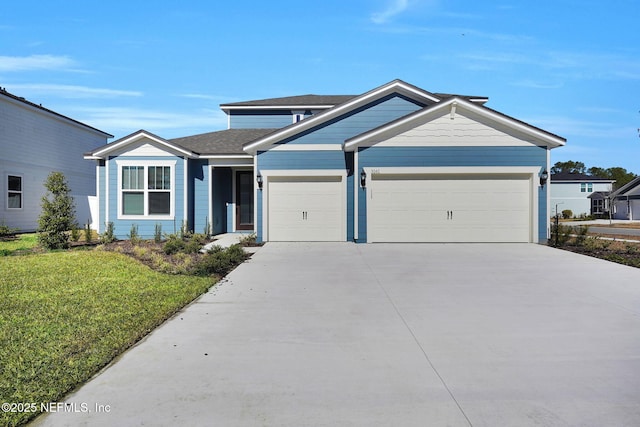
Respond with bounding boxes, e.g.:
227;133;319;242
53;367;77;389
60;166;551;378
265;173;533;243
368;173;533;243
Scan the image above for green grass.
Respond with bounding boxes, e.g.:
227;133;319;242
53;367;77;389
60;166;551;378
0;233;38;256
0;251;214;427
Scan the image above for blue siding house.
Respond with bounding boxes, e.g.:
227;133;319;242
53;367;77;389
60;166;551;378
85;80;565;243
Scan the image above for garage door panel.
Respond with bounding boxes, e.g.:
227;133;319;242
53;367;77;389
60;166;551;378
268;178;343;242
369;174;531;243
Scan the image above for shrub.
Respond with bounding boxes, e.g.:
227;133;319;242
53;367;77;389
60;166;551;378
574;225;589;246
70;224;81;242
101;222;116;244
561;209;573;219
0;219;18;239
38;172;76;249
84;222;93;243
163;236;185;255
154;223;163;243
191;244;247;277
128;224;140;245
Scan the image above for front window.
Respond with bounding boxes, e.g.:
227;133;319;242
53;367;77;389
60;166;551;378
118;163;174;218
7;175;22;209
592;199;604;214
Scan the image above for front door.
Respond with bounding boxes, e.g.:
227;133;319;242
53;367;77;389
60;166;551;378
235;171;254;230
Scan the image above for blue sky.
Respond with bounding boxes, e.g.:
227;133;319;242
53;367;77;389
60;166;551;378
2;0;639;172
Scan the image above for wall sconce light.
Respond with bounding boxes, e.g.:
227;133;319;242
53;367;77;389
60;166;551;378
360;169;367;187
256;173;263;190
539;169;549;186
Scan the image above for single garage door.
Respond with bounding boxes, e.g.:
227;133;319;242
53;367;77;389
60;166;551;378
368;173;532;243
267;176;344;241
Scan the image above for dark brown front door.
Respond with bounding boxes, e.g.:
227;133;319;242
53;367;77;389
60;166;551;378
236;171;254;230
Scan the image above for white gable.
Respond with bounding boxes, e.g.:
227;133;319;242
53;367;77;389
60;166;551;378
112;139;181;157
374;110;535;148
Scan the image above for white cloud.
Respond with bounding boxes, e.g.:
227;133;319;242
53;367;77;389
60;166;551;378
371;0;410;24
5;83;142;98
70;106;228;139
0;54;80;72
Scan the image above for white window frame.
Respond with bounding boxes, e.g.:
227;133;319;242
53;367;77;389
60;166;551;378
116;160;176;220
580;183;586;192
7;174;23;210
292;110;305;123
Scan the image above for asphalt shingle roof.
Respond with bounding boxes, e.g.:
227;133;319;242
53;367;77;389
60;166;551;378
551;172;615;182
169;128;278;155
220;95;357;108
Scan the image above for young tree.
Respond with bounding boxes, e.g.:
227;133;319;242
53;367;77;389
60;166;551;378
38;171;76;249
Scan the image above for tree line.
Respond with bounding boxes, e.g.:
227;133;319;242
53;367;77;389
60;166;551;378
551;160;637;189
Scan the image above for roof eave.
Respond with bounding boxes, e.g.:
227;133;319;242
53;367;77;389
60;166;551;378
243;79;442;155
89;130;196;159
344;97;566;152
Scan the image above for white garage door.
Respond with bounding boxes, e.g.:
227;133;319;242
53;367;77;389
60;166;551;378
267;176;344;241
368;173;532;243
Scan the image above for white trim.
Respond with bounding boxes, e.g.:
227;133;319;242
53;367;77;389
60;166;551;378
223;104;337;111
269;144;343;151
95;163;100;230
206;157;253;167
105;160;110;226
93;131;195;158
183;158;188;227
200;154;253;160
344;97;565;151
254;156;259;235
354;151;359;241
5;173;24;210
243;80;441;155
208;166;214;236
260;169;347;242
364;166;540;243
231;167;254;233
115;160;177;220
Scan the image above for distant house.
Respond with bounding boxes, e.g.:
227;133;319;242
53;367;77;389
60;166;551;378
611;176;640;220
550;172;615;217
85;79;565;243
1;88;112;232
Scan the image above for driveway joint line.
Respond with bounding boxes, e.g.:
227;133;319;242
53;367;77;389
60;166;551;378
356;246;474;427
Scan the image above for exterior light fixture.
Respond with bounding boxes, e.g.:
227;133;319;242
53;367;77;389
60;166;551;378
540;169;549;186
256;173;263;190
360;169;367;187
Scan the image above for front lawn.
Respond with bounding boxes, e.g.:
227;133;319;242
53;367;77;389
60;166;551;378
0;250;214;427
0;233;38;256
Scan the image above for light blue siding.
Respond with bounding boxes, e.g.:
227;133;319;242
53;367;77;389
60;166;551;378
230;110;294;129
190;159;209;234
358;146;547;167
257;150;346;170
106;155;187;239
277;95;422;145
358;146;549;243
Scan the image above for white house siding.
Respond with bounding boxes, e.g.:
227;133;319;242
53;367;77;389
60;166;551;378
0;95;110;231
550;181;613;217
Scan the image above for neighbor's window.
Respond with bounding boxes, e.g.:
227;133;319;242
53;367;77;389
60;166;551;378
581;183;586;192
588;183;593;192
592;199;604;214
7;175;22;209
120;164;172;217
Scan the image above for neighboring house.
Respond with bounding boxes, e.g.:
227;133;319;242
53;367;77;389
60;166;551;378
84;79;565;243
611;176;640;220
1;88;112;231
550;172;615;217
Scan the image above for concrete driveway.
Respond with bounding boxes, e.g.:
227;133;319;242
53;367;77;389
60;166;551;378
33;243;640;426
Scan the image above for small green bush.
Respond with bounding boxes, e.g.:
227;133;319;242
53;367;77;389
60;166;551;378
101;222;116;243
84;222;93;243
163;236;185;255
38;172;76;249
191;244;247;277
70;224;81;242
154;223;163;243
561;209;573;219
128;224;140;245
0;220;18;238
